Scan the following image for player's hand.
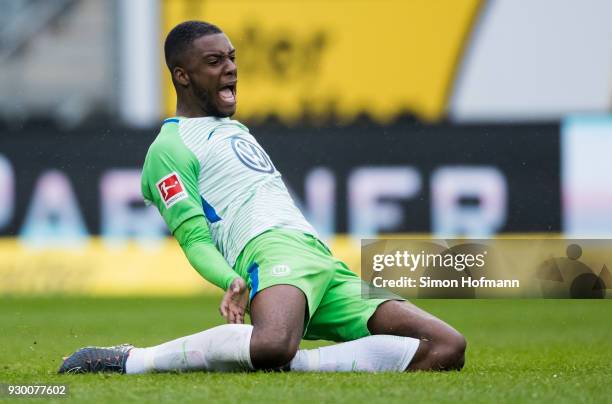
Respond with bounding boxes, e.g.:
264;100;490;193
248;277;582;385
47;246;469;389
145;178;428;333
219;277;248;324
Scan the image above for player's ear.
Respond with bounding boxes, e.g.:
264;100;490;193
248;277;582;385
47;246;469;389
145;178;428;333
173;66;190;87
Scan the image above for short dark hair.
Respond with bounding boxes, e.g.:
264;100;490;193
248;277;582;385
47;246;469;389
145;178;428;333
164;21;223;70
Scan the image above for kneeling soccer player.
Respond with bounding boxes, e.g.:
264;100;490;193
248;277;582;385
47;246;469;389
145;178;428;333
59;21;466;374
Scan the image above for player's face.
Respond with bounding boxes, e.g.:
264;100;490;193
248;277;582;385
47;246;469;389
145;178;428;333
186;33;237;117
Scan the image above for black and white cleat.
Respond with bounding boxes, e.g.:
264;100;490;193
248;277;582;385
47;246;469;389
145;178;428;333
58;344;134;374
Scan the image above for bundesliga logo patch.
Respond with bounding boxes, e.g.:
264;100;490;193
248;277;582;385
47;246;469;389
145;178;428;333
156;172;188;208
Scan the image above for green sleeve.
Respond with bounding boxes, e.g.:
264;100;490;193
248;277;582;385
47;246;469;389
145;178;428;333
141;127;204;233
174;216;240;291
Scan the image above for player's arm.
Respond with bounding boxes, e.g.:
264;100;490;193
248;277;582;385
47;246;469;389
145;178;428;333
173;216;248;324
141;138;240;292
173;216;239;291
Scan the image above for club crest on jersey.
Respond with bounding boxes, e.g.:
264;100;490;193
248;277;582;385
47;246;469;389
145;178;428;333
156;172;187;208
231;136;275;173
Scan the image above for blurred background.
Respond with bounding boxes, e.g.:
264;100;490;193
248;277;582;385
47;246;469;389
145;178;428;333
1;0;611;295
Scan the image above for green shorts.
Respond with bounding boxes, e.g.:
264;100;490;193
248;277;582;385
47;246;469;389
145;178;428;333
234;229;394;342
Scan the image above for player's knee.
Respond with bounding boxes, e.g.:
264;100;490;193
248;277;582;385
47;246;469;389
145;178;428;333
251;329;300;369
257;339;299;368
435;332;467;371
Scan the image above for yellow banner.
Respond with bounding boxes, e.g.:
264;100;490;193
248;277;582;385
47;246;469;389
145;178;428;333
0;237;359;296
162;0;482;123
2;235;609;298
0;238;209;296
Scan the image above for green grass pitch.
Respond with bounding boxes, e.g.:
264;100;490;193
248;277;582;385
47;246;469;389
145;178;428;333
1;297;610;403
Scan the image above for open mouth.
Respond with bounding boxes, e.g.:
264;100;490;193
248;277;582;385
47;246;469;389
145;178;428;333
218;82;236;106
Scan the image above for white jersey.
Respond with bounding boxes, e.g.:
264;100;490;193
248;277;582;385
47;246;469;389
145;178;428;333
141;116;317;266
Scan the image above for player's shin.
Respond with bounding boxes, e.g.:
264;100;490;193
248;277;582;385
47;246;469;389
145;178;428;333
125;324;254;374
289;335;420;372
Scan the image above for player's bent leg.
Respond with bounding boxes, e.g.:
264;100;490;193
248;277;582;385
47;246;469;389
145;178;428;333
248;284;307;370
289;334;420;372
367;300;466;371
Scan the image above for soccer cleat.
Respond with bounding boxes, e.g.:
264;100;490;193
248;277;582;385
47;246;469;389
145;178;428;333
58;344;134;374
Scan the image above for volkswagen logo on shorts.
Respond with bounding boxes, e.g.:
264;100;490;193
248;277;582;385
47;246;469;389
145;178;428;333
231;136;275;173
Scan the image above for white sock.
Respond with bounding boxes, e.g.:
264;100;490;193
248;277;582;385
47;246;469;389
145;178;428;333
125;324;253;374
290;335;420;372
